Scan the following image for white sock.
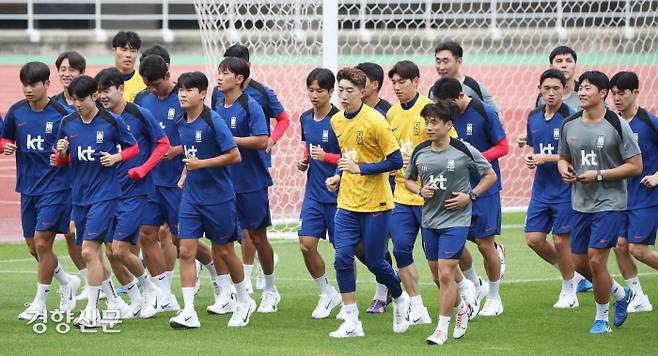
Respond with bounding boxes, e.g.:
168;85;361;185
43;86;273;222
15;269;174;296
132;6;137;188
595;302;609;321
80;268;89;284
611;280;625;301
137;271;155;292
562;278;575;294
34;283;51;307
463;267;479;288
343;303;358;321
53;262;72;286
166;270;174;290
101;277;119;304
264;273;276;292
218;274;232;293
153;272;169;292
374;283;388;301
410;295;424;308
314;274;333;295
123;279;142;305
457;278;470;294
488;280;501;300
87;286;102;310
205;261;218;280
182;287;195;311
437;315;450;334
243;264;254;279
234;280;249;304
626;276;644;297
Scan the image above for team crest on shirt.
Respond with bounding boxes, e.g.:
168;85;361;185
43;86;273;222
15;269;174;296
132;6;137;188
419;161;428;172
356;131;364;145
126;125;131;131
447;160;455;172
96;131;104;144
230;117;237;129
413;121;421;135
596;135;605;149
553;128;560;140
195;130;202;143
466;123;473;136
322;129;329;142
167;108;176;120
634;133;639;142
45;122;53;134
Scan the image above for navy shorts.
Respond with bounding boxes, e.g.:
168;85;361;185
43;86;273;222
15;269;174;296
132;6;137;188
618;207;658;245
421;226;469;260
236;188;272;231
390;203;423;268
178;198;241;245
72;200;117;246
142;186;181;235
298;197;337;243
524;199;575;235
112;196;147;245
571;210;623;254
20;190;71;238
468;193;502;240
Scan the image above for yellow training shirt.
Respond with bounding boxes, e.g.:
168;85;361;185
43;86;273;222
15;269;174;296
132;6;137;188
123;70;146;102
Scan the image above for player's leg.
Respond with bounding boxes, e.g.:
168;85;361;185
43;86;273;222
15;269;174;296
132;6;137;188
355;243;390;313
159;224;177;279
20;195;38;261
525;200;557;264
625;207;657;312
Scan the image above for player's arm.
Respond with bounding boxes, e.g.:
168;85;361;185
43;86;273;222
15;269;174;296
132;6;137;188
445;145;496;210
265;87;289;153
183;147;241;171
340;149;402;175
1;109;17;155
177;166;187;189
583;154;642;183
101;118;139;167
128;112;171;179
234;135;268;150
236;102;269;150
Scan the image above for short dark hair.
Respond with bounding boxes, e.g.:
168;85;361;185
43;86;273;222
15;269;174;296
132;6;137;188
420;100;461;123
549;45;577;64
218;57;250;83
388;60;420;81
336;67;367;89
306;68;335;91
223;44;250;62
140;44;170;64
430;77;463;100
177;72;209;92
434;40;463;58
20;61;50;85
112;31;141;49
55;51;86;73
139;55;168;83
579;71;610;96
95;67;124;91
356;62;384;91
539;68;567;87
68;75;98;99
609;71;639;92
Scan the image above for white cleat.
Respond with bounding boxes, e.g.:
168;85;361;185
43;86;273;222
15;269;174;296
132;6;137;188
169;308;200;329
256;251;279;291
453;301;471;339
141;287;163;318
312;289;342;319
553;292;579;309
336;305;346;320
409;304;432;325
207;292;237;315
74;308;102;328
392;291;411;333
18;304;46;321
426;328;448;345
474;277;489;317
160;292;181;312
628;294;653;313
107;298;133;319
496;242;506;279
329;319;365;338
479;298;504;317
461;279;478;320
128;302;143;319
59;275;81;312
194;260;202;295
228;298;257;327
257;290;281;313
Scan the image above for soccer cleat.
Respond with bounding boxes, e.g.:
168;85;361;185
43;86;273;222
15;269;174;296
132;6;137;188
553;292;579;309
128;302;143;319
479;298;504;317
474;277;489;317
613;287;635;327
392;291;411;333
426;328;448;345
589;320;611;334
194;260;202;295
73;308;101;328
107;297;133;319
329;319;365;338
255;251;279;291
461;279;478;320
257;289;281;313
59;275;81;312
228;298;257;327
409;305;432;325
336;305;347;320
628;294;653;313
576;278;593;293
495;242;506;279
160;292;181;312
207;292;237;315
453;301;471;339
169;308;200;329
312;289;342;319
366;298;387;313
17;304;46;321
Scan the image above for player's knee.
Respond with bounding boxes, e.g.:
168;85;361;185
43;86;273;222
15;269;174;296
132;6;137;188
438;266;454;286
34;239;51;256
525;235;541;250
629;244;646;259
81;246;96;263
392;248;412;269
614;239;629;255
553;235;570;250
64;230;76;242
178;244;196;261
299;240;315;256
476;238;495;253
333;251;353;271
587;254;606;272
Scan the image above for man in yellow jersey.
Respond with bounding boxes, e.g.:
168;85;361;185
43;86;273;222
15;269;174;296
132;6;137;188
325;67;410;338
112;31;145;102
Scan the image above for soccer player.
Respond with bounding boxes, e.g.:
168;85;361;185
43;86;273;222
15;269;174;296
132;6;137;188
96;67;171;318
297;67;342;319
429;41;499;112
610;71;657;312
213;57;280;312
325;67;409;338
406;100;497;345
432;77;508;316
536;46;580;110
169;71;256;329
557;70;640;334
519;69;589;308
53;51;86;110
211;44;289;292
112;31;146;102
53;75;138;327
2;62;80;320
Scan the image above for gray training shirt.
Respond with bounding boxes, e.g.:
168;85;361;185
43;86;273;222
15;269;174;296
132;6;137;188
558;109;641;213
406;138;492;229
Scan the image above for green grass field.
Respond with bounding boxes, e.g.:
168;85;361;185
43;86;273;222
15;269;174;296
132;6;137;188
1;213;656;355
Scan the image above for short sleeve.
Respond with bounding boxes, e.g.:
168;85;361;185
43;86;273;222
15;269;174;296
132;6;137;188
115;116;137;148
2;108;15;140
467;143;493;175
265;86;284;118
619;118;641;160
214;117;237;153
479;83;499;113
405;149;420;181
248;101;269;137
486;110;506;144
375;116;400;157
299;115;306;142
558;122;570;157
526;117;534;148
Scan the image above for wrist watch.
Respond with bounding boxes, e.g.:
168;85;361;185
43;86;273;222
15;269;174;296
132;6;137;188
468;191;478;201
596;170;604;182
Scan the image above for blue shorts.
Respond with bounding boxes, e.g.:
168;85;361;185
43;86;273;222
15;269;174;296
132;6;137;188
236;188;272;231
524;199;574;235
298;198;336;243
72;200;117;246
421;227;469;260
142;186;181;235
178;198;241;245
20;190;71;238
618;207;658;245
468;193;502;240
112;196;147;245
571;210;623;254
390;203;422;268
